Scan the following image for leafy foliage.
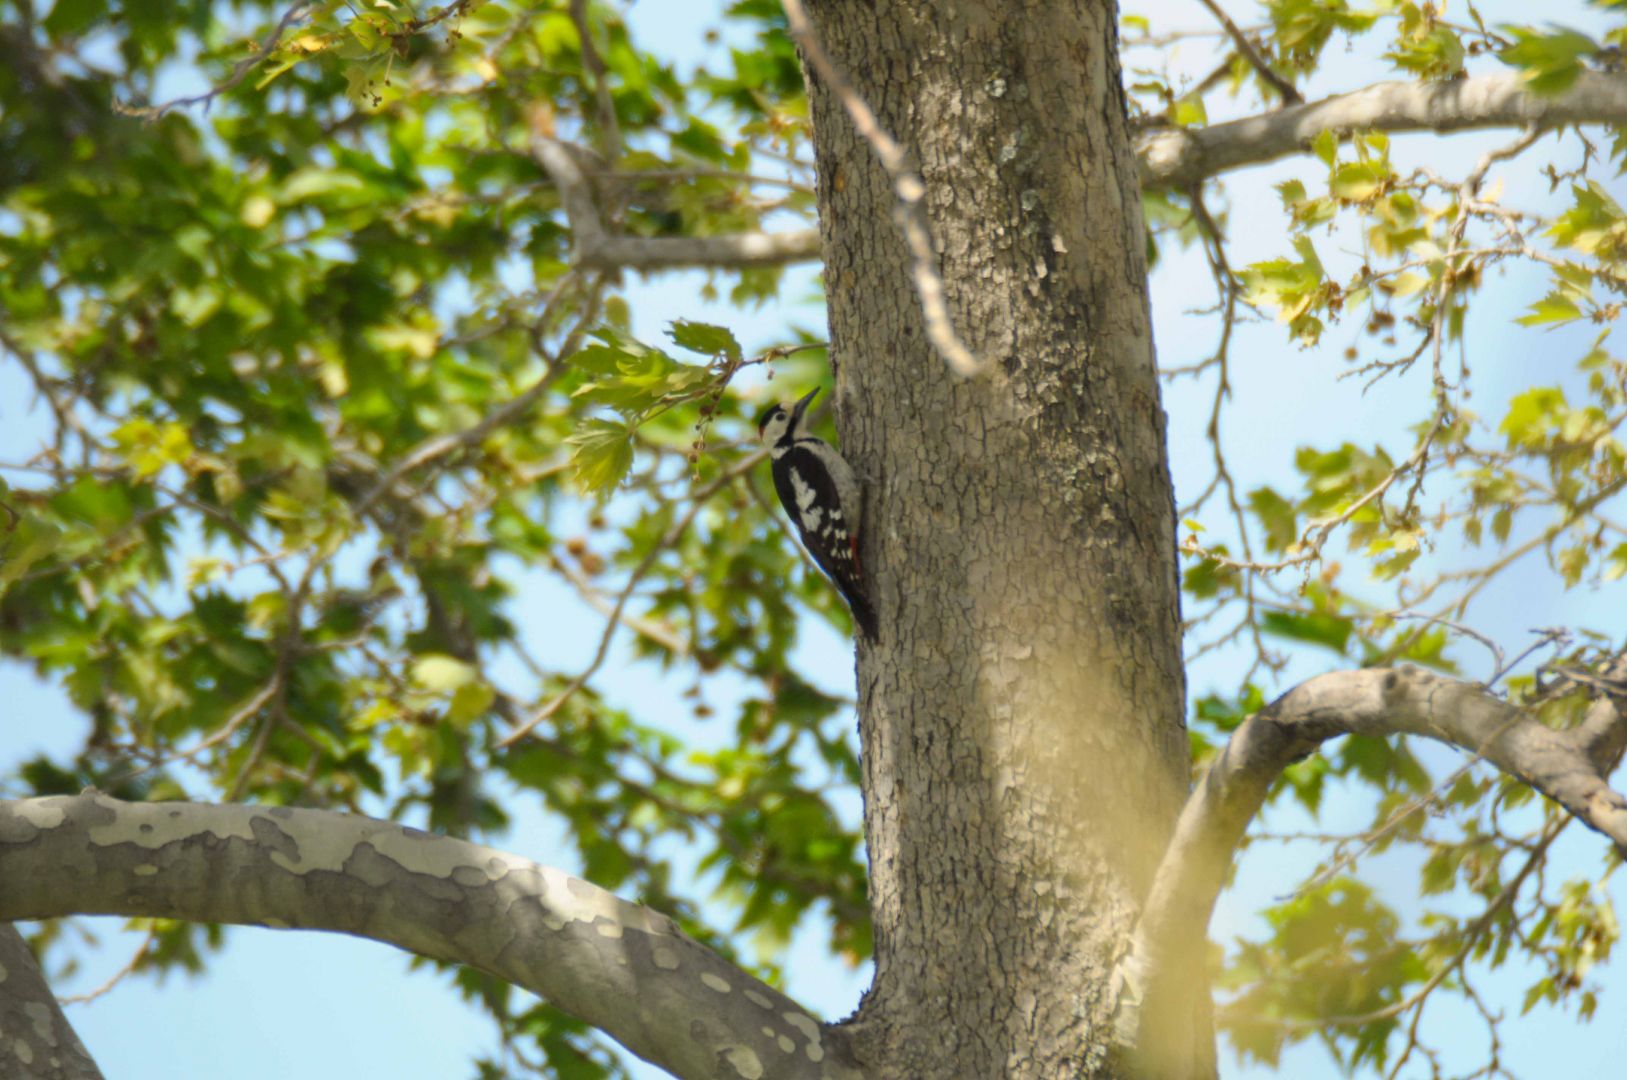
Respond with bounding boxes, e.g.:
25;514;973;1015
1129;0;1627;1073
2;0;1626;1077
0;0;845;1069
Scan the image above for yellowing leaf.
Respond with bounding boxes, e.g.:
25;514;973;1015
1516;293;1583;327
412;654;478;692
240;194;276;228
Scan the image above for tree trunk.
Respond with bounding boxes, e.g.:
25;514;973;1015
802;2;1213;1075
0;925;106;1080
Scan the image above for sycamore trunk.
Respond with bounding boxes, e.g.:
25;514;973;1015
801;2;1214;1075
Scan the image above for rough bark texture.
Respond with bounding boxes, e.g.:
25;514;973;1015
801;2;1208;1076
0;925;105;1080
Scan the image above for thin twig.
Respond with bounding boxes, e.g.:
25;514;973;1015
1194;0;1301;104
58;925;158;1005
496;450;769;748
115;2;316;119
780;0;986;378
569;0;621;163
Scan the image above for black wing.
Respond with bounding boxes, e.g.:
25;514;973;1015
771;448;878;639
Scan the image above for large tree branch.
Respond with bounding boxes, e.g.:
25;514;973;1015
0;795;860;1080
0;924;106;1080
1139;70;1627;188
524;72;1627;273
531;136;821;270
1113;664;1627;1051
532;71;1627;273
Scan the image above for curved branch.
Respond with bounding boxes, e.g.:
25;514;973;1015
532;135;822;270
0;795;860;1080
1114;664;1627;1050
1193;0;1301;105
523;72;1627;271
0;924;106;1080
1139;70;1627;188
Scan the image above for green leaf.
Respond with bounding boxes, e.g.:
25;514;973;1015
667;320;742;361
1313;128;1338;167
1172;95;1207;127
1248;487;1299;552
42;0;107;39
449;681;497;726
1260;610;1353;654
1516;292;1584;326
1331;161;1386;201
565;420;635;494
1499;26;1598;95
0;516;63;587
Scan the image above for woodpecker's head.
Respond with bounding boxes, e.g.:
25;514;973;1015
756;387;819;449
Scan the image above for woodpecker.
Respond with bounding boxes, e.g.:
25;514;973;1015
757;387;878;639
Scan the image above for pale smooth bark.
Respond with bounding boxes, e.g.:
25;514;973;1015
530;71;1627;274
0;795;857;1080
799;2;1205;1076
1138;70;1627;188
1115;665;1627;1049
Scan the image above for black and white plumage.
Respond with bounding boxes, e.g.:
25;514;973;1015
757;388;878;639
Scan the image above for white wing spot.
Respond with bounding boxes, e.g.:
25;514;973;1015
789;468;823;532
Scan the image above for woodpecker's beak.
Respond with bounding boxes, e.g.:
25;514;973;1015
791;387;820;423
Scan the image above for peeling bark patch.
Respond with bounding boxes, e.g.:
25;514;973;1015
86;797;255;848
17;802;64;830
23;1001;54;1040
249;815;298;861
2;794;824;1080
451;865;488;888
723;1045;765;1078
11;1039;32;1066
782;1010;824;1061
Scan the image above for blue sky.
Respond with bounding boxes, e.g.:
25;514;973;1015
3;1;1625;1077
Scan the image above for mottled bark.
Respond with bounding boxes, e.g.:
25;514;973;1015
1118;664;1627;1049
0;925;104;1080
0;795;857;1080
800;2;1208;1076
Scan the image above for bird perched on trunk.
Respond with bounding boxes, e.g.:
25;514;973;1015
757;388;878;640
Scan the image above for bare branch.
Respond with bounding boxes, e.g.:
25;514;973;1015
0;794;861;1080
1140;71;1627;188
569;0;622;163
115;1;315;119
497;449;768;749
1114;662;1627;1051
780;0;986;378
0;923;106;1080
532;135;822;270
1193;0;1301;105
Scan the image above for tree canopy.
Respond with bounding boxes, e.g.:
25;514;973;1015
2;1;1627;1077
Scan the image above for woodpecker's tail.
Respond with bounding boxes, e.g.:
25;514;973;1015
845;586;879;641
